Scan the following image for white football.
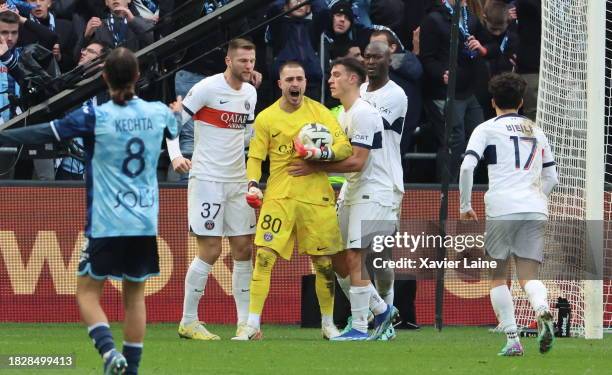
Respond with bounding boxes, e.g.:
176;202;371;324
298;123;333;148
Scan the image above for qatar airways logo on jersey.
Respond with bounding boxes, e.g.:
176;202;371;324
195;107;249;129
366;100;392;115
220;112;249;129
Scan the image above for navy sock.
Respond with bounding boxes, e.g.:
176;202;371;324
88;324;115;358
123;342;143;375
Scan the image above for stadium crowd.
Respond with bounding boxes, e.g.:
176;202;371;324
0;0;541;183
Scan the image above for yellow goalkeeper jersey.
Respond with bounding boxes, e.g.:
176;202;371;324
248;97;352;206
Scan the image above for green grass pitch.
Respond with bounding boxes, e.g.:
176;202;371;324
0;323;609;374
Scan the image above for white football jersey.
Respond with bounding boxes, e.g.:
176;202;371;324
339;98;395;206
360;80;407;195
465;114;556;217
182;73;257;182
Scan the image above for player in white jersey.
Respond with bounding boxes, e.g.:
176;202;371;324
359;41;408;338
360;41;407;207
166;38;258;340
459;72;559;356
289;57;399;340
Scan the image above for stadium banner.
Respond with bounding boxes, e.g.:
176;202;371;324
2;184;606;325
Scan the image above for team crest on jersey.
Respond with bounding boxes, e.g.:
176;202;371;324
263;232;273;242
244;100;251;111
205;220;215;230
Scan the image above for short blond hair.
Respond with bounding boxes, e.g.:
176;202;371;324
227;38;256;55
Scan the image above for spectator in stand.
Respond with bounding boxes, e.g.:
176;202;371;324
329;40;363;63
266;0;327;101
369;27;422;158
482;0;518;75
55;41;110;181
399;0;437;53
319;1;370;105
75;0;153;61
369;0;404;39
513;0;541;121
130;0;175;37
326;0;372;28
131;0;160;23
0;7;58;180
480;0;518;119
419;0;493;182
27;0;77;72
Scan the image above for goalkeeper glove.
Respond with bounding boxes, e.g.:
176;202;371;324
293;137;334;160
246;180;263;208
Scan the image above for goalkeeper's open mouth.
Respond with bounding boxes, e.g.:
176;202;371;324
289;89;301;98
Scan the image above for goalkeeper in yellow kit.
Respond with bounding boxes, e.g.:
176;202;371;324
231;61;352;340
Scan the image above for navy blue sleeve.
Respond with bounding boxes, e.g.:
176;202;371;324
51;102;96;140
0;123;57;146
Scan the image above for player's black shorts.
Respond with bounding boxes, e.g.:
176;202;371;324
77;236;159;282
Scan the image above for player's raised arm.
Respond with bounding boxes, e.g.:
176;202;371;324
0;102;96;146
0;123;60;145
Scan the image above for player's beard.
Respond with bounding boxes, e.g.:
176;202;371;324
230;67;251;83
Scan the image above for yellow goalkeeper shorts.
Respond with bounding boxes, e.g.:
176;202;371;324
254;198;343;260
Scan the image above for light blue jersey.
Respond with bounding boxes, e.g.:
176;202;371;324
50;97;179;238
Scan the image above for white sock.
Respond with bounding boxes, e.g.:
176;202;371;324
349;286;371;333
490;285;519;343
247;313;260;329
181;257;212;325
335;273;351;300
375;279;394;305
523;280;549;316
373;263;395;305
232;260;253;325
321;315;334;327
368;284;387;315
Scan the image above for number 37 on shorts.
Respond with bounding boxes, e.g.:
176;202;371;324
188;180;256;236
254;199;343;260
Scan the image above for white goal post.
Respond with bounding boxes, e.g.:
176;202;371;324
583;0;605;340
511;0;607;338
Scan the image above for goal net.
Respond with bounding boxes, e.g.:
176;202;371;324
511;0;609;337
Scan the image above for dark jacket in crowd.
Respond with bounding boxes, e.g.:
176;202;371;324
31;15;77;72
390;50;423;135
484;23;519;76
515;0;541;74
266;0;328;81
17;19;58;50
419;4;493;100
172;0;249;77
398;0;437;51
370;0;404;37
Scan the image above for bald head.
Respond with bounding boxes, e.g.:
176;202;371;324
363;41;391;85
365;41;391;59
